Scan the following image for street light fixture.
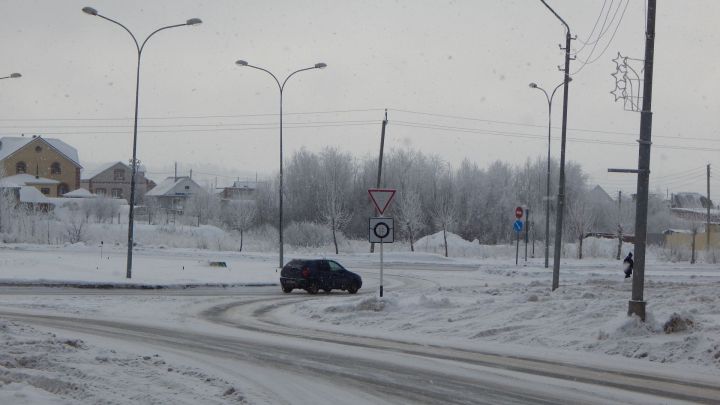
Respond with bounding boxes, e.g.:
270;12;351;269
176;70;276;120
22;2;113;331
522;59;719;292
529;78;570;269
82;6;202;279
0;73;22;80
235;60;327;269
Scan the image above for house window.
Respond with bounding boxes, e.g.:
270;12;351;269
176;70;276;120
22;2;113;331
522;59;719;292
114;169;125;181
96;188;106;196
16;161;26;174
111;188;123;199
185;185;190;190
35;146;42;153
40;188;50;195
51;162;61;175
58;183;69;196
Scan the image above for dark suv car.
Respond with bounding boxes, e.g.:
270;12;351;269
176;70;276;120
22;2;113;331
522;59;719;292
280;259;362;294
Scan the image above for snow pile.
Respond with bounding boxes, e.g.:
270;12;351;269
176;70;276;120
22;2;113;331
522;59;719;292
288;259;720;370
415;231;515;258
0;319;247;404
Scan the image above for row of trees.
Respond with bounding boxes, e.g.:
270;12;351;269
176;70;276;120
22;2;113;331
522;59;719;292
1;147;682;254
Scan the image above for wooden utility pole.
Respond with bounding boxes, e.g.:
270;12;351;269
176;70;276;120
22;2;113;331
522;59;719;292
707;164;711;251
370;109;388;254
628;0;657;321
617;190;622;260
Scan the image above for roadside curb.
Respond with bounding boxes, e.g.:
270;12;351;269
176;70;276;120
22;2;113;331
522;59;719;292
0;282;278;289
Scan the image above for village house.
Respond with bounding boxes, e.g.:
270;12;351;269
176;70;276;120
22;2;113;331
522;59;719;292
81;161;154;203
0;135;82;197
144;176;207;214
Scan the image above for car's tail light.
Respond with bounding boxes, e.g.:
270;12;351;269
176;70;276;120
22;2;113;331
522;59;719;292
302;267;310;278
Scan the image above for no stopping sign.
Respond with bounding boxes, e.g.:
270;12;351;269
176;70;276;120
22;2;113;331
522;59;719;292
369;217;394;243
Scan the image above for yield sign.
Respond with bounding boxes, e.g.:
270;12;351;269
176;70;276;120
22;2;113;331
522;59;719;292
368;188;396;215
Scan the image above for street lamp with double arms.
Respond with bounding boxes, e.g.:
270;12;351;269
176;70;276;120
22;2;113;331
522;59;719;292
529;80;568;269
235;60;327;269
0;73;21;80
82;6;202;279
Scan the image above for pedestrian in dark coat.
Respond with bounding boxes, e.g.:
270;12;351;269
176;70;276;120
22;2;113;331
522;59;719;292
623;252;634;278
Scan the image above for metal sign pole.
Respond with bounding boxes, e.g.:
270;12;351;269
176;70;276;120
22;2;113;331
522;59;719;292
380;240;384;298
515;231;520;266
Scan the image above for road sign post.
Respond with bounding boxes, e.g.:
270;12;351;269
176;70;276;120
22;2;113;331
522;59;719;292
368;189;396;298
513;219;524;266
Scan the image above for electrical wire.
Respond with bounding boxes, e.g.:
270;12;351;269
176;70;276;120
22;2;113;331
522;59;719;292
572;0;630;75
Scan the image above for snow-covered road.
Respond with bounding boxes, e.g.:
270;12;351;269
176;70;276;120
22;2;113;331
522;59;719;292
1;265;719;404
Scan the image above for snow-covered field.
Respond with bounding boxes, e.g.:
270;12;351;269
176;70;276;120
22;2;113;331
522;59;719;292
0;236;718;403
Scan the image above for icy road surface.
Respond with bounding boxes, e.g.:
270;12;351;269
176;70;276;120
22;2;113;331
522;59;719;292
0;249;719;403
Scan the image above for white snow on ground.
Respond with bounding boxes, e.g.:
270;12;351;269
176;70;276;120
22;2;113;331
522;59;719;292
0;234;718;403
0;318;248;404
283;257;720;372
0;244;277;286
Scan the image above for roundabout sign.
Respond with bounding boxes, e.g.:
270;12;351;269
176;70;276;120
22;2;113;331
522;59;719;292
369;217;394;243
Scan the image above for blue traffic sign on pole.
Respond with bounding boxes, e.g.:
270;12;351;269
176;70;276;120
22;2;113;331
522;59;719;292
513;219;524;233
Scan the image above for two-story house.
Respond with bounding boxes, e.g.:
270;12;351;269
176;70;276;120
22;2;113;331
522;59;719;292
145;176;207;213
80;161;153;203
0;135;81;197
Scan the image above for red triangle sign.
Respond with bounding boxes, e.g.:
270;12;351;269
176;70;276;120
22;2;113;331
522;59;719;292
368;188;396;215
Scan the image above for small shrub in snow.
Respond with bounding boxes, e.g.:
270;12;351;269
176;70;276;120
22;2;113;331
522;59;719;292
663;313;695;334
284;221;334;248
526;294;539;302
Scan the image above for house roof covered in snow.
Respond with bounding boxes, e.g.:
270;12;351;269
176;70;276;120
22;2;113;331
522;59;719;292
2;173;60;185
19;186;51;203
146;176;206;197
0;136;81;167
62;188;96;198
672;192;712;209
81;161;126;180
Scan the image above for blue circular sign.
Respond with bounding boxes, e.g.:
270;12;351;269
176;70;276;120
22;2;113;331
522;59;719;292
513;219;524;233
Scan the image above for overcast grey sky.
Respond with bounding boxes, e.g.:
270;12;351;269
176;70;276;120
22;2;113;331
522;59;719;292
0;0;718;194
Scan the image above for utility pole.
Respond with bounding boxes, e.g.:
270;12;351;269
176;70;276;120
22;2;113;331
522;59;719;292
540;0;573;291
707;164;711;251
371;109;389;253
628;0;657;321
617;190;623;260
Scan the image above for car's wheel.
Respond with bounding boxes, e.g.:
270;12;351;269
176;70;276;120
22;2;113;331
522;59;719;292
282;285;293;294
306;283;319;295
347;283;359;294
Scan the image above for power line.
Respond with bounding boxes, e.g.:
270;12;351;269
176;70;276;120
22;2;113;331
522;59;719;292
572;0;630;75
0;108;385;122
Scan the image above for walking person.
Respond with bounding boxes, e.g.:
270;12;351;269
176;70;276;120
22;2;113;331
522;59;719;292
623;252;634;278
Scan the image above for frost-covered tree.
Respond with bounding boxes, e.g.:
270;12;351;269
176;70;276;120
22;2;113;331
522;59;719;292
319;147;354;254
397;188;424;251
221;200;256;252
432;168;456;257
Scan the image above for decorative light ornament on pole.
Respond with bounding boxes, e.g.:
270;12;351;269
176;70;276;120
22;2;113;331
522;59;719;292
368;188;396;298
82;6;202;279
235;60;327;270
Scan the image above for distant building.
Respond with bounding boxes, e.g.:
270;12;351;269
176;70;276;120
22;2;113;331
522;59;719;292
81;161;152;203
0;135;82;197
219;180;259;201
145;176;207;213
670;192;718;222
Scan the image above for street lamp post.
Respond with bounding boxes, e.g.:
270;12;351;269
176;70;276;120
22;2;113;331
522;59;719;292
235;60;327;269
82;6;202;279
529;80;567;269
